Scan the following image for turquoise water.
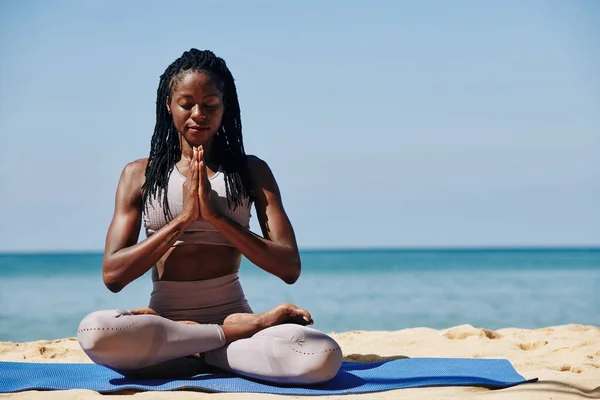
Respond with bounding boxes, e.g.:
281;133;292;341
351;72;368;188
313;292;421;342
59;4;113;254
0;248;599;342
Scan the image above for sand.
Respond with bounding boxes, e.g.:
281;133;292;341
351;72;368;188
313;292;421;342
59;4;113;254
1;324;599;400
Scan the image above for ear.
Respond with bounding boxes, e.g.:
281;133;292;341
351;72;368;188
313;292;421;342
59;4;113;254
166;96;172;114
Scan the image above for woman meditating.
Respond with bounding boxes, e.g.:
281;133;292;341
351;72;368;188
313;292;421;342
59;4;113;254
77;49;342;384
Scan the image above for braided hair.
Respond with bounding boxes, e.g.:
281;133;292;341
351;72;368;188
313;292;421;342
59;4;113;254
142;49;255;220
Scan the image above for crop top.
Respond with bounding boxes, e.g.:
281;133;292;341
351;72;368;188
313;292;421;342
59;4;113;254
142;165;251;247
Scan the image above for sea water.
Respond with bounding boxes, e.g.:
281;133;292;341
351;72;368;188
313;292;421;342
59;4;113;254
0;248;598;342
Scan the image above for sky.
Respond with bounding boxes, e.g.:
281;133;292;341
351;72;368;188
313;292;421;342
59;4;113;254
0;0;598;251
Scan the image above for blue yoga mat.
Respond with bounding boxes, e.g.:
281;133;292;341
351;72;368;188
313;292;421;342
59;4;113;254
0;358;536;395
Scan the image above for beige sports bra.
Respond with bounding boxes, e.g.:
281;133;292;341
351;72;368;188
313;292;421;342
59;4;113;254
143;165;252;247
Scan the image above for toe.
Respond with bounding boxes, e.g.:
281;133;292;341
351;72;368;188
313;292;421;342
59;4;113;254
289;306;313;325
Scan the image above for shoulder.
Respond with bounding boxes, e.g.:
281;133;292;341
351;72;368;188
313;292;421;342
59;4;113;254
246;155;275;184
246;154;269;173
118;158;148;196
121;158;148;181
245;155;283;198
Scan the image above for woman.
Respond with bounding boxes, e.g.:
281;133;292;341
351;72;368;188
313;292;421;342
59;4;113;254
77;49;342;384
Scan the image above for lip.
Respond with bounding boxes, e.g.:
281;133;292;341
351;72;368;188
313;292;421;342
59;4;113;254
188;125;209;132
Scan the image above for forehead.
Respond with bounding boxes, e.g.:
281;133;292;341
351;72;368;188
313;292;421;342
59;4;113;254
170;70;220;96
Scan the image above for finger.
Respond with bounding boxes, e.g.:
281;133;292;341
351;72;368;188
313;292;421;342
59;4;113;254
203;160;210;186
188;147;197;177
193;160;199;187
198;160;205;186
192;148;199;180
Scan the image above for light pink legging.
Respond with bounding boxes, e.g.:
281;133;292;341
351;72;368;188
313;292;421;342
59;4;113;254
77;309;342;384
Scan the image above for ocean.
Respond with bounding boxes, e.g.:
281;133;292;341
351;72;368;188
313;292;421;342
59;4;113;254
0;248;598;343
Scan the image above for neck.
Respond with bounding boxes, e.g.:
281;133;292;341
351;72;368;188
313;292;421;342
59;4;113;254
179;136;219;169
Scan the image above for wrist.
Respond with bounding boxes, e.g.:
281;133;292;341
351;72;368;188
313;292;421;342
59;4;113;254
174;213;196;228
204;209;222;224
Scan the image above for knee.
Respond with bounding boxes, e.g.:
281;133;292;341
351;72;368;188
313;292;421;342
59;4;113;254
77;309;136;367
296;333;343;384
276;326;342;384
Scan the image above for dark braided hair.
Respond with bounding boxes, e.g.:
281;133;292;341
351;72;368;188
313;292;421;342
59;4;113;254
142;49;255;220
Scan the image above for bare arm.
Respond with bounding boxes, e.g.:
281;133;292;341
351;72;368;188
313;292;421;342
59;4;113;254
204;156;301;284
102;157;199;292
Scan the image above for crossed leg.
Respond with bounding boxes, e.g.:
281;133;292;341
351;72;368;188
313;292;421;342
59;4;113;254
77;304;342;384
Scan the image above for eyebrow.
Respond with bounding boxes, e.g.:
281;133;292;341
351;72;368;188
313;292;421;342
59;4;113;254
178;93;220;99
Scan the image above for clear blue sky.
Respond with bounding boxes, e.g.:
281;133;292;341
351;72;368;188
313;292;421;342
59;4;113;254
1;0;598;251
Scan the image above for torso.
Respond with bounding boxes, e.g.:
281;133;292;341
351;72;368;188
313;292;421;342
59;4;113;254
132;158;250;282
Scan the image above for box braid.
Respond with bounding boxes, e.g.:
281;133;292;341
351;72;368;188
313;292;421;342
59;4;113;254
142;49;255;220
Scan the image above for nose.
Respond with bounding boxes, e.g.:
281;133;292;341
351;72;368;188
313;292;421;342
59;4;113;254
191;104;206;121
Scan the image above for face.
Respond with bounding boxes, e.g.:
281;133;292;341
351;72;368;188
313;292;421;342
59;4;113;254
167;70;224;148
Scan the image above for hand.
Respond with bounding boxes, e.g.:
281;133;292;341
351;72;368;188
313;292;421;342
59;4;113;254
197;146;219;221
180;148;200;223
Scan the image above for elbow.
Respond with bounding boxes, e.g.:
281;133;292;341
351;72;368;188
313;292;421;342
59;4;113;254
282;256;301;285
102;261;125;293
283;273;299;285
103;273;124;293
104;279;124;293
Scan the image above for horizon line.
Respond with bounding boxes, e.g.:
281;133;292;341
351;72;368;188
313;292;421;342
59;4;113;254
1;244;599;255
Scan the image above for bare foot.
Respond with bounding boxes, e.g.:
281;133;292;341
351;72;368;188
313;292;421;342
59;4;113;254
128;307;159;316
224;302;313;330
128;308;199;326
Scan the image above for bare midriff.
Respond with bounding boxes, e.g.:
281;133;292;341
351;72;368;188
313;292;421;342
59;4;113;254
151;244;243;282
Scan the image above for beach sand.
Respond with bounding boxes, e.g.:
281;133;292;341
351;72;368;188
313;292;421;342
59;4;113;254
1;324;598;400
